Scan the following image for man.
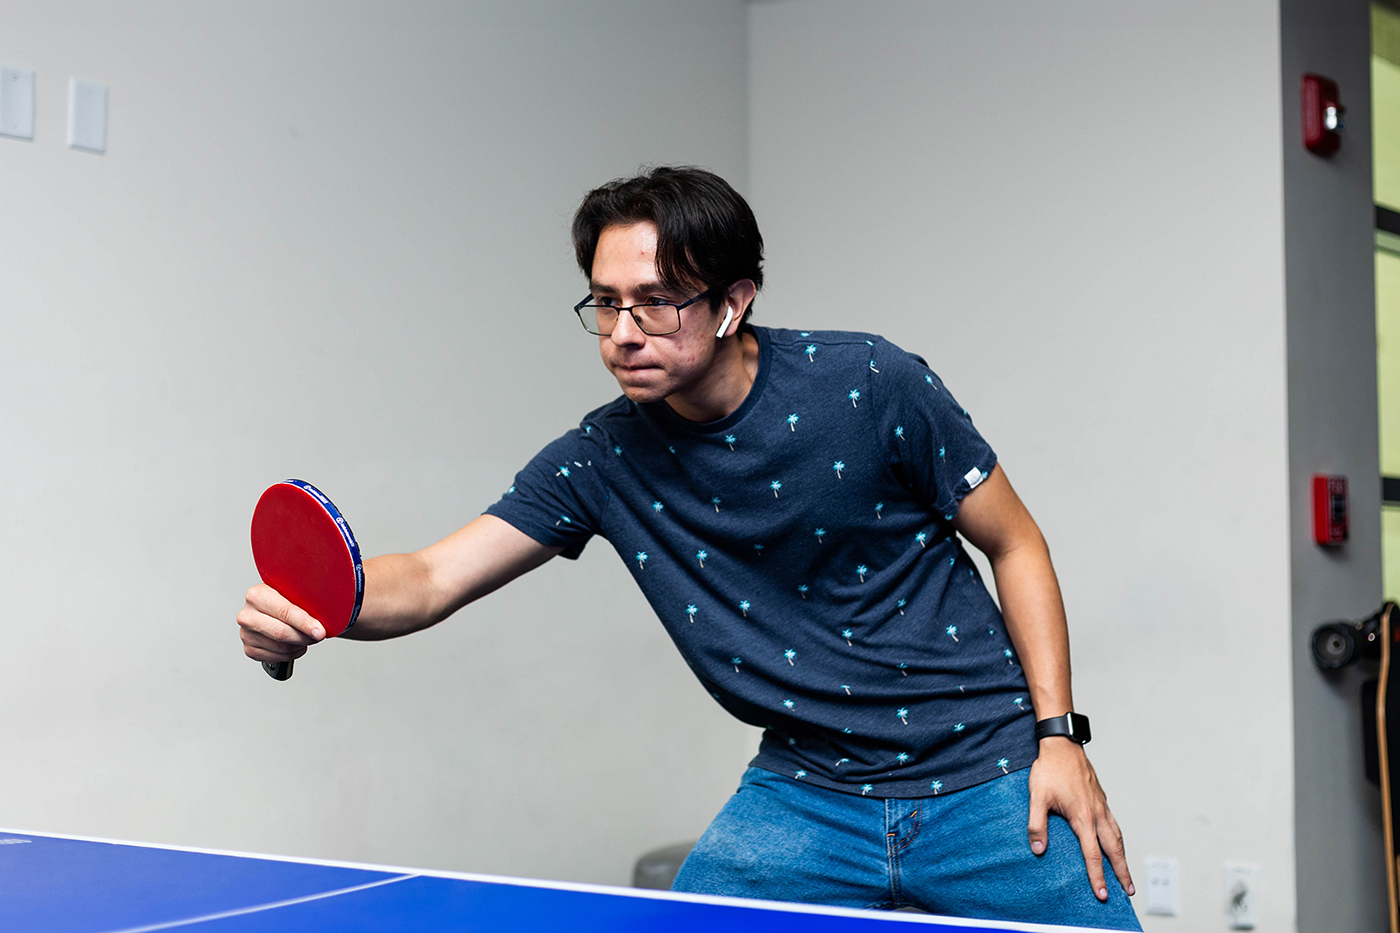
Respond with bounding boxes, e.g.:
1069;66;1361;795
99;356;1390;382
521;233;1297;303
238;166;1139;929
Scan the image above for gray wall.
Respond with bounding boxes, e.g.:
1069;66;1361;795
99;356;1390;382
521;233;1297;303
0;0;755;886
1281;1;1387;931
747;1;1297;929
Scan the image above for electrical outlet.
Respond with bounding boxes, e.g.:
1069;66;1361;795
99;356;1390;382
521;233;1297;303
0;65;35;140
67;78;107;153
1144;856;1179;916
1224;863;1260;929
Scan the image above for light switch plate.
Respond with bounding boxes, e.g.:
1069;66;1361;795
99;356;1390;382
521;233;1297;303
1144;856;1179;916
1225;863;1260;929
68;77;107;153
0;65;36;140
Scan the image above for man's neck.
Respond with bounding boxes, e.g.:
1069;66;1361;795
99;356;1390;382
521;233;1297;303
664;330;761;423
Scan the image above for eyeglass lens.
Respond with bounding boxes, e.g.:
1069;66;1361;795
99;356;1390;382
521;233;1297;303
578;303;681;336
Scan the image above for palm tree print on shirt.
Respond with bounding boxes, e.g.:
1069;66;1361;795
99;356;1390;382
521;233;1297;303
686;604;698;623
725;434;736;450
915;532;928;548
784;649;796;666
874;502;884;520
771;480;783;498
732;657;743;673
897;662;908;676
896;752;910;766
787;414;799;431
861;784;874;796
753;544;765;557
1004;648;1016;665
869;359;880;374
857;564;868;583
997;758;1010;774
806;344;817;361
613;445;623;456
835;757;850;767
798;584;810;599
840;684;851;695
711;496;721;512
636;551;648;569
895;425;905;439
946;625;959;643
833;461;845;479
815;528;826;543
556;465;571;477
739;600;750;617
795;770;807;779
849;389;861;408
841;628;854;646
897;598;907;615
696;549;707;568
783;699;795;710
1013;697;1025;712
897;707;909;725
953;722;966;734
930;780;943;794
652;501;664;513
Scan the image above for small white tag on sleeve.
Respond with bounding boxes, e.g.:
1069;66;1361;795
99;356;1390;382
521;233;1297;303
964;466;985;489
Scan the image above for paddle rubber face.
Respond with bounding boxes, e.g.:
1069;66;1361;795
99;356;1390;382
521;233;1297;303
250;480;364;638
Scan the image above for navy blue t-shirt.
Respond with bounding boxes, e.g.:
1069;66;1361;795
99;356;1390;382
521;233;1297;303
486;326;1037;798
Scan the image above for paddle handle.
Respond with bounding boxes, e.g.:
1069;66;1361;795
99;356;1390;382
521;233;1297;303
263;660;294;681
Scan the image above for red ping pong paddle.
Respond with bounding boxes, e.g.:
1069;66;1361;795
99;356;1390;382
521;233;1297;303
250;480;364;681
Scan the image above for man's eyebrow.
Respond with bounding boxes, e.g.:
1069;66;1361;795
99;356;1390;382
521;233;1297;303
587;280;671;296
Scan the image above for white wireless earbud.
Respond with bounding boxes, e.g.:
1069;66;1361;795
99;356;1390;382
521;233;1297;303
716;306;734;338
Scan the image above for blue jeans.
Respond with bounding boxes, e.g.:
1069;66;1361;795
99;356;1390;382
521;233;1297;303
672;767;1141;931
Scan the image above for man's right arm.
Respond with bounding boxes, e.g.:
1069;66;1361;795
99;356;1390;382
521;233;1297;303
237;514;561;663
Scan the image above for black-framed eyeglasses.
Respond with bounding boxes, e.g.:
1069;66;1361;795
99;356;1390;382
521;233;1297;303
572;288;716;336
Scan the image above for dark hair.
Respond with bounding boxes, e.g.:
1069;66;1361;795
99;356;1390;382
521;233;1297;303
572;166;764;321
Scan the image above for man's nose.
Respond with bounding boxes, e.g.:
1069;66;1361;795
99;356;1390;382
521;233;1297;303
610;308;646;346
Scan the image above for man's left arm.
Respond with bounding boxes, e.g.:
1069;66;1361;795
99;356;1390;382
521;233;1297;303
952;464;1134;903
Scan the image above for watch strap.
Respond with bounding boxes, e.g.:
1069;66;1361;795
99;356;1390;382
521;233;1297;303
1034;712;1092;745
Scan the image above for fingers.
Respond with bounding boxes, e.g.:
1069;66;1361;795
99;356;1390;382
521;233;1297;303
237;583;325;663
1074;819;1109;902
1027;792;1050;857
1100;808;1135;896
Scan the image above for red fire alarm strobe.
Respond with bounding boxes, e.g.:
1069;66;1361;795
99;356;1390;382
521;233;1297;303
1302;74;1345;156
1312;474;1349;546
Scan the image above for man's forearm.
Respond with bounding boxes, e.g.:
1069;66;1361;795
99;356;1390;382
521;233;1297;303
987;536;1074;721
339;514;562;642
339;552;443;641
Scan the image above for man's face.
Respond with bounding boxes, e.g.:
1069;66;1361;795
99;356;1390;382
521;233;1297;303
589;221;728;406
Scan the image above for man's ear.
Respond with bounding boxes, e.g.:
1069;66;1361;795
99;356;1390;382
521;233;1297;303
722;279;758;330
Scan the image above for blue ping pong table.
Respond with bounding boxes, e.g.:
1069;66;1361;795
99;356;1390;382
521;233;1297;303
1;829;1116;932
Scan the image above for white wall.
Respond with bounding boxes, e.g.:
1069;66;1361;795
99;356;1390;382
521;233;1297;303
748;1;1298;929
0;0;756;886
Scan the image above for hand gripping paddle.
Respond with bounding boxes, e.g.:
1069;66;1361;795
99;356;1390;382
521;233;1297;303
250;480;364;681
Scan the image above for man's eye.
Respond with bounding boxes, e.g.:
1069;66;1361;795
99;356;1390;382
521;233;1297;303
642;297;674;306
594;297;618;307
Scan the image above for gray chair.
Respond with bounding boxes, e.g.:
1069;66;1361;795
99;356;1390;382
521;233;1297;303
632;841;696;890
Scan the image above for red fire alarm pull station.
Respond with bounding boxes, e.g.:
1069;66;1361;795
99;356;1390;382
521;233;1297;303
1302;74;1344;156
1312;474;1349;546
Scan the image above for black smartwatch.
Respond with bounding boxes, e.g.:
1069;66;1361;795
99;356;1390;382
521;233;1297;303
1034;712;1092;745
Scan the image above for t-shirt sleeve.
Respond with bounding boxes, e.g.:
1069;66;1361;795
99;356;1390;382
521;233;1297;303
484;428;607;560
870;338;998;519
